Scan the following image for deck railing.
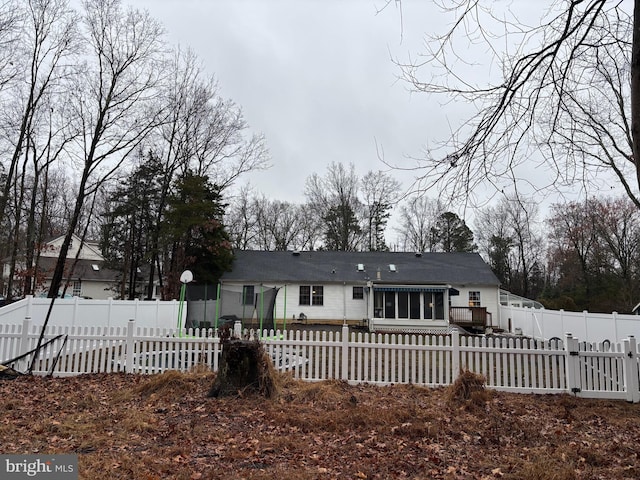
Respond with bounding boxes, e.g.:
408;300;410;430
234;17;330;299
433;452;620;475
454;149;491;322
449;307;493;328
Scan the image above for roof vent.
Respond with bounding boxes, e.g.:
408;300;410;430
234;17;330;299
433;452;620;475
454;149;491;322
389;264;397;272
415;252;422;257
357;263;365;272
91;264;100;271
292;251;300;256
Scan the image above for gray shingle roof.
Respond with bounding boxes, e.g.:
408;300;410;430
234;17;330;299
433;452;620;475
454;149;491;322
222;251;500;286
37;257;119;282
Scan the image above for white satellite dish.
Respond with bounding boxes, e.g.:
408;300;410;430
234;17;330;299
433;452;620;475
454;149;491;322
179;270;194;284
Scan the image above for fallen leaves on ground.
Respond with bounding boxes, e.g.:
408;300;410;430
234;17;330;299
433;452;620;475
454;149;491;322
1;370;639;479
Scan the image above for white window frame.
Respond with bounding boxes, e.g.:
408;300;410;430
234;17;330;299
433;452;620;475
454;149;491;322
469;291;481;307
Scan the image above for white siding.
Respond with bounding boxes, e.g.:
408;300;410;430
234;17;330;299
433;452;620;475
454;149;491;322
220;281;501;327
450;286;500;323
275;283;368;322
220;282;369;323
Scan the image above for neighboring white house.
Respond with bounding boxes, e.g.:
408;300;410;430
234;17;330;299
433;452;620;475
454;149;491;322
2;234;159;300
218;250;501;333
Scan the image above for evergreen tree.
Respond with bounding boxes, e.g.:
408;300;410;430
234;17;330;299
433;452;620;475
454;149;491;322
488;234;512;288
323;203;362;251
102;153;163;299
431;212;477;253
164;172;233;297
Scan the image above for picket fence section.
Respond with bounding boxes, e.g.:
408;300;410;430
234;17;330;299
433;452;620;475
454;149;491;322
1;319;639;402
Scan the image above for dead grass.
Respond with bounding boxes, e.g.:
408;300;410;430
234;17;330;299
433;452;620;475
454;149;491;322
447;368;490;405
1;371;640;479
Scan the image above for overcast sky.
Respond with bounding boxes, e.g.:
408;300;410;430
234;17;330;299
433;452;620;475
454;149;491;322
121;0;631;243
126;0;454;205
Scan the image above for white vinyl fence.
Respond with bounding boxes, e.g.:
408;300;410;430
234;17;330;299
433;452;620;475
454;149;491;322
500;304;640;343
0;296;181;329
1;320;639;402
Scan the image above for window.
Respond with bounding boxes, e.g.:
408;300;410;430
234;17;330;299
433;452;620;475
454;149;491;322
300;285;323;305
469;291;481;307
242;285;255;305
352;286;364;299
72;281;82;297
299;286;310;305
312;286;324;305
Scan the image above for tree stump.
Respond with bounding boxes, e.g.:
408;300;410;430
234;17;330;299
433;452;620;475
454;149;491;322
208;339;277;398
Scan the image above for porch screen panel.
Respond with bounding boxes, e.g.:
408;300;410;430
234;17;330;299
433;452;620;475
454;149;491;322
384;291;396;319
409;292;421;319
434;292;444;319
424;292;433;319
374;291;384;318
398;292;409;319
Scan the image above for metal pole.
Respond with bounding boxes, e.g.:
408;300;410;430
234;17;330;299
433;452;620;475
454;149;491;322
177;283;186;338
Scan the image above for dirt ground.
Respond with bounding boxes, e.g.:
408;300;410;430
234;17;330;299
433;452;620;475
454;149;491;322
1;369;639;479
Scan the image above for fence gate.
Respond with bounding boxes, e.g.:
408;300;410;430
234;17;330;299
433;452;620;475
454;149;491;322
564;334;640;402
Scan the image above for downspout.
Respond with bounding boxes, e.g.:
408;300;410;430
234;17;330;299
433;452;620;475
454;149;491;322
496;286;501;330
445;285;451;324
283;285;287;331
367;281;373;331
215;282;221;331
343;281;347;325
259;284;264;335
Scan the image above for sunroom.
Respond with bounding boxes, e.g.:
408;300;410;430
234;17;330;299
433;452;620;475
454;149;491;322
369;285;454;332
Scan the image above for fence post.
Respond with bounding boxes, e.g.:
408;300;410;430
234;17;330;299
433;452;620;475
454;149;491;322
623;336;640;403
17;317;32;372
451;327;460;383
565;333;581;396
341;324;349;381
233;320;242;339
125;319;135;373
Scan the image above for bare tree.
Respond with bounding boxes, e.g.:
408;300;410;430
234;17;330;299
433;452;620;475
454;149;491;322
159;48;269;190
0;0;22;93
225;184;259;250
505;197;544;298
396;196;443;252
361;170;401;251
394;1;640;208
0;0;80;236
254;196;311;251
143;47;269;297
547;199;601;308
47;0;166;298
305;162;363;251
593;196;640;306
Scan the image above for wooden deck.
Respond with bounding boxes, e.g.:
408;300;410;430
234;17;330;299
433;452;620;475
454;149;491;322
449;307;494;330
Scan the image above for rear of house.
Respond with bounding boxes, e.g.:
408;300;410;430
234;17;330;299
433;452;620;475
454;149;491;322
218;250;501;333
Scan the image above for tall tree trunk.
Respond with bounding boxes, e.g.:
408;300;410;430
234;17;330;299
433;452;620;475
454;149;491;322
633;0;640;198
47;169;90;298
